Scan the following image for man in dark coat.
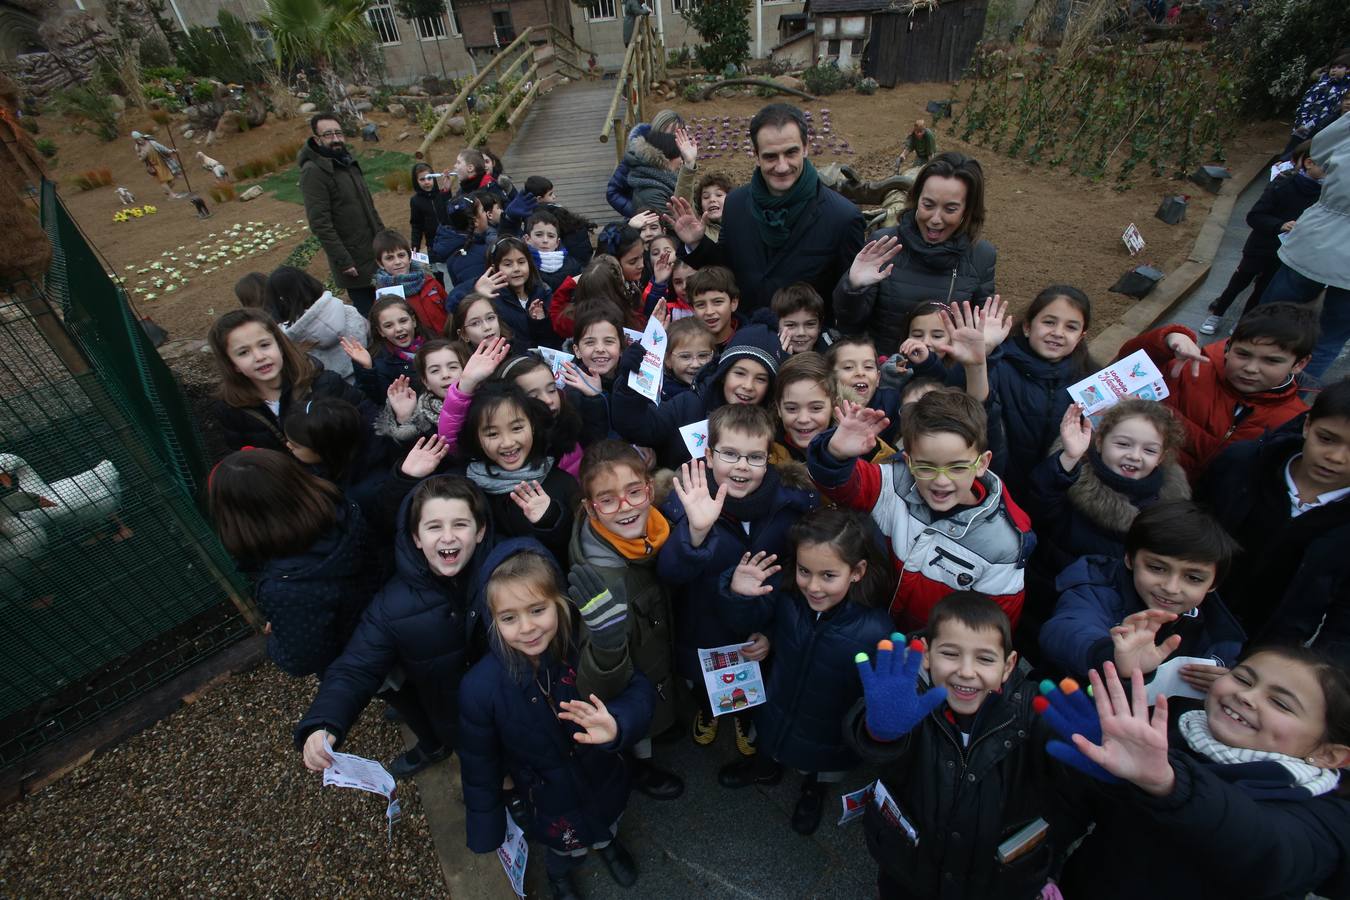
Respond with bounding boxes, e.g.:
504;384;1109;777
671;103;864;316
299;113;384;316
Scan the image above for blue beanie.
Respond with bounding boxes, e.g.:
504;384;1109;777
711;324;783;386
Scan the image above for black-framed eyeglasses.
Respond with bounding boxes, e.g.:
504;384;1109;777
712;448;768;467
317;129;344;139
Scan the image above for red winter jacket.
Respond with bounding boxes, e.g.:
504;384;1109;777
406;275;449;335
1117;324;1307;480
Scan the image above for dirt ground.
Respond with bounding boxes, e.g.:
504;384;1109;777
0;661;449;897
39;82;1285;344
667;82;1288;339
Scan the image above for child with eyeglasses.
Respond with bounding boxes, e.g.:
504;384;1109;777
807;387;1034;634
565;440;685;802
659;405;820;756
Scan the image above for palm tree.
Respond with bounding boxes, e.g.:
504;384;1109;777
262;0;378;121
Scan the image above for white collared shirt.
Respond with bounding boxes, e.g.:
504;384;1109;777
1284;454;1350;517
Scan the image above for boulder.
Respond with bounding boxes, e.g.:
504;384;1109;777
446;115;467;135
773;74;806;92
108;94;126;112
434;103;451;115
238;185;264;201
354;100;373;112
182;128;194;140
398;131;411;141
299;101;317;114
387;102;406;118
406;85;427;97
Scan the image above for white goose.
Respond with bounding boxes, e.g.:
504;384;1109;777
0;454;123;533
1;490;51;605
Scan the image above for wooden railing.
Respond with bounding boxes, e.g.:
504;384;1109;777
598;16;667;164
418;25;596;158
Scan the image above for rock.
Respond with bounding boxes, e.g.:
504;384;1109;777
433;103;451;116
1010;71;1024;80
182;129;194;140
238;185;264;201
387;102;406;118
398;131;411;141
108;94;126;112
446;115;467;135
406;85;427;97
299;101;317;114
343;83;359;96
773;74;806;91
354;100;373;112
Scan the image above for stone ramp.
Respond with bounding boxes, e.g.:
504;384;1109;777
502;79;624;229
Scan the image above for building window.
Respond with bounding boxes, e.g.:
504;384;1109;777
415;14;447;40
673;0;700;13
446;0;461;35
586;0;617;21
820;16;837;35
367;2;401;44
492;9;516;45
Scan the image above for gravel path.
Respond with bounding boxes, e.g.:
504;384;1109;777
0;664;449;897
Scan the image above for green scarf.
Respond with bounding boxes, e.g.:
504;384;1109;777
748;159;819;251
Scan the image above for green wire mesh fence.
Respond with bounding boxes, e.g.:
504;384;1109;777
0;182;256;769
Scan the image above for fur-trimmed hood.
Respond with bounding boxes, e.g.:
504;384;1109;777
623;132;674;171
1051;438;1190;536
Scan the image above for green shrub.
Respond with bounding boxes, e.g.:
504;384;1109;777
856;77;879;95
193;81;216;103
51;87;119;141
685;0;751;75
682;82;703;102
144;65;191;82
20;116;38;134
802;64;845;96
36;138;57;158
1228;0;1350;117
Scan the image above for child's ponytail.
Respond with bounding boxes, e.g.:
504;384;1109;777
788;507;896;609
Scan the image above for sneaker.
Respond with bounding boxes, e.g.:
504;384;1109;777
732;715;756;757
630;757;684;800
791;776;826;835
717;755;783;789
1199;314;1222;335
386;742;449;780
691;709;719;745
548;871;582;900
597;839;639;887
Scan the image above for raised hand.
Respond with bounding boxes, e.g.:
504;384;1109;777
652;250;673;286
1074;664;1174;796
827;399;890;460
1058;403;1093;469
1111;609;1182;677
665;196;705;246
980;294;1012;352
673;459;727;539
1165;333;1209;379
558;694;619;745
302;729;336;772
846;236;902;290
510;480;553;524
474;267;509;298
897;337;930;366
387;375;417;423
628;209;660;232
339;335;372;369
650;297;670;328
567;564;628;651
674;125;698;167
460;336;510;395
740;631;771;662
561;361;600;397
1034;675;1117;783
855;633;947;741
400;434;449;478
729;551;780;597
1179;663;1227;693
527;298;546;321
933;300;988;368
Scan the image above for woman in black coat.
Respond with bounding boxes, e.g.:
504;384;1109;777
835;153;997;353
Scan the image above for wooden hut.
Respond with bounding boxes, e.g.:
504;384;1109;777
806;0;989;85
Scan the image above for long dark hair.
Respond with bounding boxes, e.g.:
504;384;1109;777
1019;284;1094;373
498;353;584;454
264;265;326;325
209;448;341;562
787;507;895;608
283;396;363;482
459;382;553;470
208;308;317;408
488;235;543;298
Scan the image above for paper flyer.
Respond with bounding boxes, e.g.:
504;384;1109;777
626;314;667;403
1122;223;1146;256
698;643;767;717
411;251;430;266
838;782;875;826
872;779;918;844
1066;349;1169;426
497;814;528;897
322;748;402;839
1145;655;1217;704
623;327;644;345
679;419;709;459
535;345;574;388
375;284;406;300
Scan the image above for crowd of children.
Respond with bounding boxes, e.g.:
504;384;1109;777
205;105;1350;900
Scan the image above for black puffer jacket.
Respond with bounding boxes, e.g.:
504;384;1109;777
846;668;1086;900
212;365;376;455
834;210;997;352
251;499;384;678
293;489;496;751
1240;171;1322;260
720;571;891;773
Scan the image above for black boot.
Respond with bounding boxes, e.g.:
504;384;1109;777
791;774;826;835
386;742;449;779
597;839;639;887
630;755;684;800
718;754;783;789
548;870;583;900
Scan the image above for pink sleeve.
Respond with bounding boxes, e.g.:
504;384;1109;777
436;383;473;454
558;442;583;478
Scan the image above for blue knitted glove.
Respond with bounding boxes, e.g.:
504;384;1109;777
505;190;538;222
855;633;947;742
1033;678;1120;783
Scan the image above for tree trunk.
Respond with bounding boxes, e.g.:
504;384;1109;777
433;33;448;79
319;64;363;122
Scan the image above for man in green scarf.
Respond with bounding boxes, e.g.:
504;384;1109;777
672;103;864;317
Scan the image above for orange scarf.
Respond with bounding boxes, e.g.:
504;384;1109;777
589;507;671;559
